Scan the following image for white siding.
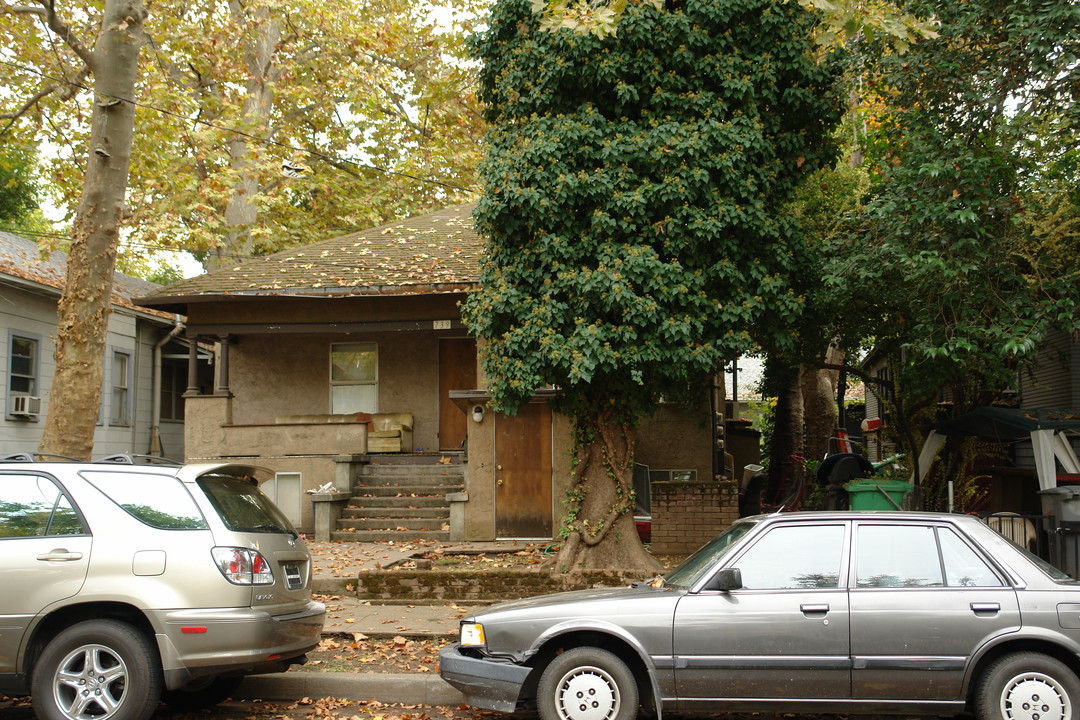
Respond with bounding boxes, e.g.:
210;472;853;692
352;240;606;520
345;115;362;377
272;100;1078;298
0;282;184;459
1021;327;1074;410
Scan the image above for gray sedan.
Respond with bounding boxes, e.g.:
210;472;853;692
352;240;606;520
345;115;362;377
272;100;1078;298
440;511;1080;720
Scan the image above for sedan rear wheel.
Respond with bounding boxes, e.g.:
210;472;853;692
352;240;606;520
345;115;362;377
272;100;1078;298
976;652;1080;720
537;647;638;720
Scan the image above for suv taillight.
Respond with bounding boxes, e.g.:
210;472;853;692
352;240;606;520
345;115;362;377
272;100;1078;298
212;547;274;585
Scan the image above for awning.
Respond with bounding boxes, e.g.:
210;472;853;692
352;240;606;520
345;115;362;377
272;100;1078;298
915;408;1080;491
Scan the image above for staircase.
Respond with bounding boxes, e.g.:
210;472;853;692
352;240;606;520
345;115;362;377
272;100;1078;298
331;461;465;542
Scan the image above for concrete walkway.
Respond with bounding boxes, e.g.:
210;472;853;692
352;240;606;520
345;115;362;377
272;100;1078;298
238;540;520;704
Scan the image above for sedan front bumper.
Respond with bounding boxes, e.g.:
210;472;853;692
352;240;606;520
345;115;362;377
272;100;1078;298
438;643;533;712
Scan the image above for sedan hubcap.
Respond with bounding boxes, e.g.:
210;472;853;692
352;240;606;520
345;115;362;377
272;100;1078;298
1002;673;1070;720
556;665;620;720
53;644;128;720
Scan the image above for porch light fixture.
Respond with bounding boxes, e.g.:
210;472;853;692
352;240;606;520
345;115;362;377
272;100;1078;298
472;405;485;423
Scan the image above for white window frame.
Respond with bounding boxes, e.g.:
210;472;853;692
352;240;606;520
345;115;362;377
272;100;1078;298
329;342;378;414
7;332;40;421
110;349;133;426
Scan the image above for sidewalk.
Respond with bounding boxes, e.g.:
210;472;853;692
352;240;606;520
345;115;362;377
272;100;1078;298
238;540;516;704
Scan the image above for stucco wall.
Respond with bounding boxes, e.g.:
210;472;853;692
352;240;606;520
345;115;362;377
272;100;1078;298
225;331;443;451
186;294;468;453
460;402;573;541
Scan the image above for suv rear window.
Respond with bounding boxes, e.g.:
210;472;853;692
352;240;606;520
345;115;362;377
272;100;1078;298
197;473;296;535
81;471;208;530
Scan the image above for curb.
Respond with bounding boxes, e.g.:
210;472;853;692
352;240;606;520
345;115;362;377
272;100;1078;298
237;672;466;706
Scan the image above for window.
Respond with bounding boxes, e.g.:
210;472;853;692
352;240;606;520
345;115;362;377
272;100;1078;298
160;358;186;421
9;334;37;395
82;472;207;530
855;524;1003;588
0;475;87;538
734;524;845;589
649;469;698;483
197;474;295;534
111;351;132;425
330;342;377;413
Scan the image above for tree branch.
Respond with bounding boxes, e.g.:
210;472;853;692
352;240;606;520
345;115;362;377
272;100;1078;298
25;0;96;72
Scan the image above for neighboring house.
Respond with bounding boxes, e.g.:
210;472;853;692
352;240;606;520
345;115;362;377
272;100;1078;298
137;204;751;540
0;231;200;460
862;329;1080;515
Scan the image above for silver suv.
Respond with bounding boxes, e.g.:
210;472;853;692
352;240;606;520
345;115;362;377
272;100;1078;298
0;455;325;720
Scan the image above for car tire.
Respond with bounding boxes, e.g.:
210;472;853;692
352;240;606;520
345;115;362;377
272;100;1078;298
31;619;162;720
975;651;1080;720
537;647;638;720
161;675;244;709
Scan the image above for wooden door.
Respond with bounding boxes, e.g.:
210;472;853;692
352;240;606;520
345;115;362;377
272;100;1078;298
439;339;476;451
495;403;553;538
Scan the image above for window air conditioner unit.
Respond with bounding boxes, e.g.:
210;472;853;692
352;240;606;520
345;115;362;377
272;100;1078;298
10;395;41;417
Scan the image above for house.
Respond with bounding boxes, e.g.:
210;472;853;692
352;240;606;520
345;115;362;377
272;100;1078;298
0;231;201;460
136;204;756;543
862;329;1080;514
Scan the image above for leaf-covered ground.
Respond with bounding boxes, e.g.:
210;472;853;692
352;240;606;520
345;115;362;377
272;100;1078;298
302;635;449;673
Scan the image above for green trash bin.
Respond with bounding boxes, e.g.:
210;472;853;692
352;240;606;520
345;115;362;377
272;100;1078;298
845;478;912;510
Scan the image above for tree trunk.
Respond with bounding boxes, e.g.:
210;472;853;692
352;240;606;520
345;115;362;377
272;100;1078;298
207;2;281;271
38;0;146;460
552;408;663;575
801;345;844;462
767;361;805;508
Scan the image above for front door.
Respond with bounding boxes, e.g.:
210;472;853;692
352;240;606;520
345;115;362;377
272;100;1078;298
495;403;553;538
673;521;851;705
439;339;476;451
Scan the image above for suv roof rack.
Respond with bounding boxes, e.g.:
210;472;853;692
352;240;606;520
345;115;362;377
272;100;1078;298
93;453;183;466
1;452;81;463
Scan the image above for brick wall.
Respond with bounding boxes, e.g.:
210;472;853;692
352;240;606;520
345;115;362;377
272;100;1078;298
650;480;740;556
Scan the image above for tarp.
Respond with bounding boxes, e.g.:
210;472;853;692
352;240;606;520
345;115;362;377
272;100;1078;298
934;407;1080;440
917;407;1080;493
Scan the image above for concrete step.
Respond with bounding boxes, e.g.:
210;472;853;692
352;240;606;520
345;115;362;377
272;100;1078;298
351;485;462;498
342;507;449;519
357;475;462;487
355;496;450;509
330;529;450;542
360;465;465;477
337;518;449;531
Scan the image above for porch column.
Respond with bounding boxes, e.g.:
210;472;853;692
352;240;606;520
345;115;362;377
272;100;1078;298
186;340;200;395
217;337;230;394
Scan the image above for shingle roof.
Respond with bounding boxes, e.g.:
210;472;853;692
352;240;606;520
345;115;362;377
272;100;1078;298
0;231;169;319
138;203;484;308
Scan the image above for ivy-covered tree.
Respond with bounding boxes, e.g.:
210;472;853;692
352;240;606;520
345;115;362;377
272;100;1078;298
465;0;842;571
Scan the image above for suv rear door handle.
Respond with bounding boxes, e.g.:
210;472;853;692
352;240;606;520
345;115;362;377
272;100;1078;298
37;549;83;562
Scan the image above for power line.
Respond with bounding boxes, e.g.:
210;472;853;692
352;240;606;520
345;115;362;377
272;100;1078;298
0;58;480;195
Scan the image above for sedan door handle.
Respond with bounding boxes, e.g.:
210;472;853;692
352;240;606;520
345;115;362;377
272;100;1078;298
970;602;1000;615
800;604;830;615
37;550;83;562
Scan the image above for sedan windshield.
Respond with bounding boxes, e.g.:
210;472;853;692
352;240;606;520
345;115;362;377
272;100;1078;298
664;520;757;588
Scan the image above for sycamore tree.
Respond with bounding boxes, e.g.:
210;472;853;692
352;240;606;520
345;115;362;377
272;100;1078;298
1;0;484;273
1;0;147;459
464;0;842;571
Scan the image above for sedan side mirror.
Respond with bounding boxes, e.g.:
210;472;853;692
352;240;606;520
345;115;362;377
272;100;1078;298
707;567;743;592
